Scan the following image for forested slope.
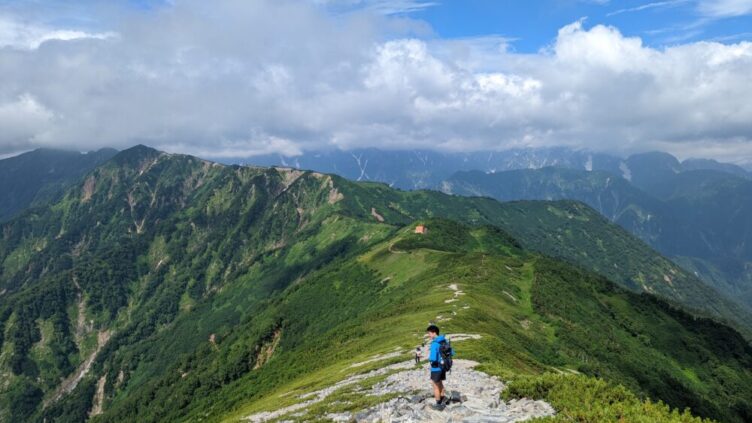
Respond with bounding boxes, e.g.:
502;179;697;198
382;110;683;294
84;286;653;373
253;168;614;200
0;146;749;422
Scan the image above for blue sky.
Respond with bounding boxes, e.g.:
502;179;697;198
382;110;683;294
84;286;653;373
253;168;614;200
0;0;751;162
378;0;752;50
413;0;752;48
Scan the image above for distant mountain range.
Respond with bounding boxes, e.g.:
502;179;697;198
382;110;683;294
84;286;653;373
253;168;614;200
238;148;752;315
238;148;750;190
1;145;750;422
0;148;117;221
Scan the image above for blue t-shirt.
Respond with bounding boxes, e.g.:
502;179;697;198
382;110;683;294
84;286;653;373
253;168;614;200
428;335;446;372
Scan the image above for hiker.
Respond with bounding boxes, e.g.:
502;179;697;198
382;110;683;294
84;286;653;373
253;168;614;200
426;324;453;410
415;346;421;364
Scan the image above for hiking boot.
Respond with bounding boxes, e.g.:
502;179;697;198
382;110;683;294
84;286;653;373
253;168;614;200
430;403;446;411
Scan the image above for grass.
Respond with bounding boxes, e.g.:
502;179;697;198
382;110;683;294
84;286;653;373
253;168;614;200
502;373;714;423
279;371;406;422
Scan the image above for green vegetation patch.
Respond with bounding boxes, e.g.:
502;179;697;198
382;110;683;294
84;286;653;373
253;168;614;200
502;373;714;423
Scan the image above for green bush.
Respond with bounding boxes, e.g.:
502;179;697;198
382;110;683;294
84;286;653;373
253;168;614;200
502;373;713;423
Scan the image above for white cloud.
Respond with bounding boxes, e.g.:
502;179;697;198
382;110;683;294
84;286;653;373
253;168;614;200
607;0;689;17
0;0;751;164
698;0;752;17
312;0;438;15
0;16;114;50
167;130;303;158
0;94;55;150
553;20;653;71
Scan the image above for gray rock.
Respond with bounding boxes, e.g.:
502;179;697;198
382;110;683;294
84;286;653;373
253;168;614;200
341;360;555;422
449;390;463;403
246;357;555;422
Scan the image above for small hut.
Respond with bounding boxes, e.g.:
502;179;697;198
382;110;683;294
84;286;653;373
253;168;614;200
414;225;427;234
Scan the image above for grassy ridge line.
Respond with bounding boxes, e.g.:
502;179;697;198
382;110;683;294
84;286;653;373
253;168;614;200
210;220;751;423
333;179;752;338
444;163;752;316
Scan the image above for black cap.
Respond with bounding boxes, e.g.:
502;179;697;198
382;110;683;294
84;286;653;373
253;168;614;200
426;324;440;334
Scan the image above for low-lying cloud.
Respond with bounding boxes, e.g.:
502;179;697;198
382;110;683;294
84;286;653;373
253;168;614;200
0;0;751;163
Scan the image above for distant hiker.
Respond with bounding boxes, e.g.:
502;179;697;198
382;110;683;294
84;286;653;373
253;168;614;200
426;324;454;410
415;346;421;364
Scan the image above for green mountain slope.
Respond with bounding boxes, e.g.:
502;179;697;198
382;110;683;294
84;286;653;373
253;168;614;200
441;167;673;246
443;167;752;313
0;146;750;422
657;170;752;312
55;221;752;422
0;148;118;222
337;179;752;334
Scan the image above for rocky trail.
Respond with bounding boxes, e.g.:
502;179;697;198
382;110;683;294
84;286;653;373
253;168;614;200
244;283;555;422
245;355;553;423
326;359;554;423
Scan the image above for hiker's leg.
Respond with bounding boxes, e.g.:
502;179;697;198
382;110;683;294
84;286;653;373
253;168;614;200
437;380;444;400
431;380;441;401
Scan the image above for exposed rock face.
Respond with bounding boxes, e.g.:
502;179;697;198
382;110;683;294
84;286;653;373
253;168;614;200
45;330;112;407
89;373;107;417
254;328;282;369
371;208;384;222
81;175;96;202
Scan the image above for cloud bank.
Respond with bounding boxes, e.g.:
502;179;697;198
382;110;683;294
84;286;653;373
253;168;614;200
0;0;751;163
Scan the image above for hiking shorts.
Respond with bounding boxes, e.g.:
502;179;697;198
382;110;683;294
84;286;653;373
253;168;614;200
430;370;446;382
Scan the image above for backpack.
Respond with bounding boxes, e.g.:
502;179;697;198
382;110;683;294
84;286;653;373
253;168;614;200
438;339;453;371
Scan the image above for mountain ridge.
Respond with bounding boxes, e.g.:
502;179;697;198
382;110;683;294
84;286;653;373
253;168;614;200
233;147;750;191
1;145;751;422
443;165;752;314
0;148;118;222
